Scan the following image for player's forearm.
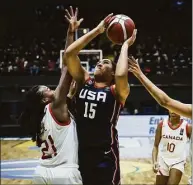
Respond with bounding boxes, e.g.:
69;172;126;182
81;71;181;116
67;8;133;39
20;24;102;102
65;27;100;56
63;30;74;66
137;73;170;107
65;30;74;50
116;42;129;77
152;146;158;164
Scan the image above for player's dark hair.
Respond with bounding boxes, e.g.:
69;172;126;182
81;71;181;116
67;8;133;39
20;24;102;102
19;86;46;147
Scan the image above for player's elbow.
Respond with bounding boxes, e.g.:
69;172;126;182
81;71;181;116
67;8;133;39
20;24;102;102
64;48;74;57
117;88;130;104
115;71;127;78
158;99;167;107
158;97;170;108
153;144;159;149
156;93;171;108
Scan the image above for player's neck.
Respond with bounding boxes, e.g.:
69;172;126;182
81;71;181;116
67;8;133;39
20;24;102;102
170;119;181;126
94;81;110;88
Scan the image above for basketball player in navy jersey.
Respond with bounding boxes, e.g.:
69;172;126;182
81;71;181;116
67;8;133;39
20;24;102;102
63;14;137;185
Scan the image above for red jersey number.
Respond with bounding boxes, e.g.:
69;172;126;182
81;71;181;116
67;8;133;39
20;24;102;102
41;135;57;159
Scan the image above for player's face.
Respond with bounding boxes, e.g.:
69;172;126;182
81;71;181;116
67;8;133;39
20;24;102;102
38;85;54;103
94;59;114;77
169;111;180;121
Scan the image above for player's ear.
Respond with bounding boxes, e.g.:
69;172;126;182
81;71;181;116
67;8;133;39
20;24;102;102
42;97;49;104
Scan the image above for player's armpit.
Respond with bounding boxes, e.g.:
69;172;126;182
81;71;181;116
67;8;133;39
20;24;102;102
186;124;192;138
49;103;70;126
114;76;130;105
110;84;129;106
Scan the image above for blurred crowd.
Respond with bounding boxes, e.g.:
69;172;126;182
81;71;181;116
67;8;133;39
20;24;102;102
0;34;191;76
0;36;61;75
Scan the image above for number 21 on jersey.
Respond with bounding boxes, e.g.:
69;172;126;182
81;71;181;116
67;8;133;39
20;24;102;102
84;102;97;119
41;135;57;159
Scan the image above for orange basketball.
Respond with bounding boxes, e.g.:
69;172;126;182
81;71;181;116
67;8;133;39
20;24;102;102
106;14;135;45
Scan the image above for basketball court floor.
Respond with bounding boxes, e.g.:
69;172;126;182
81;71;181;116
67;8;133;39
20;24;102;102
1;137;191;184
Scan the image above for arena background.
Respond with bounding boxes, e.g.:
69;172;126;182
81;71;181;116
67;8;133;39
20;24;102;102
0;0;192;184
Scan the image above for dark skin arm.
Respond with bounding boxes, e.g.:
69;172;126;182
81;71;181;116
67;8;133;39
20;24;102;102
152;122;162;173
50;7;83;123
187;124;192;139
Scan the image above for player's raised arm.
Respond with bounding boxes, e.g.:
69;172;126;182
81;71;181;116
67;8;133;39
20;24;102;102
51;7;82;121
152;121;162;174
114;29;137;105
128;58;192;119
64;13;114;84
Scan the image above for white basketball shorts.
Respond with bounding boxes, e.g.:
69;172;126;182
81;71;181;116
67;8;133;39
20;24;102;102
33;165;82;184
157;157;185;176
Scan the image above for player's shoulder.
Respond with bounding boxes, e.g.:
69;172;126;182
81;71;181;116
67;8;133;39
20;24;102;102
158;118;166;127
181;118;189;124
44;104;49;112
85;77;94;86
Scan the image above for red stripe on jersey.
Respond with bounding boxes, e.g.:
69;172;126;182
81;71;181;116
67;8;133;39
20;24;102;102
111;147;118;184
159;121;163;127
186;123;190;138
110;85;124;108
168;119;183;130
85;76;92;84
110;85;116;97
158;170;164;176
48;104;71;126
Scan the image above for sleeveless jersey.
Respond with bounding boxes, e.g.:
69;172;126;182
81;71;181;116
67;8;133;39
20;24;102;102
159;119;189;165
39;104;79;167
75;78;122;149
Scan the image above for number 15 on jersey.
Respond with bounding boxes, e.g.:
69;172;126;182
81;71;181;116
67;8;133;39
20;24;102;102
84;102;97;119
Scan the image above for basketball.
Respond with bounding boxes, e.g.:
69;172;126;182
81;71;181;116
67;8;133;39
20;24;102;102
106;14;135;45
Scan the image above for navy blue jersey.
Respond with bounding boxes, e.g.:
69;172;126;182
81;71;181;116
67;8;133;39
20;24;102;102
75;78;122;149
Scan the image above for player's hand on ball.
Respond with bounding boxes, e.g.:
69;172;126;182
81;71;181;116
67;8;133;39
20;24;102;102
96;13;114;34
153;162;159;173
124;29;137;47
128;56;142;77
65;6;84;33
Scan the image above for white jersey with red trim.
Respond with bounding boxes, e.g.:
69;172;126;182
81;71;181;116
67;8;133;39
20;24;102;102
159;119;189;165
39;104;79;167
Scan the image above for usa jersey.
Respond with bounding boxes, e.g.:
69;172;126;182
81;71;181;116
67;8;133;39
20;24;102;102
39;104;79;167
159;119;189;165
75;78;122;149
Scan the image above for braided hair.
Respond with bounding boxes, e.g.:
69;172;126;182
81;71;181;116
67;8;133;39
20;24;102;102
19;86;46;147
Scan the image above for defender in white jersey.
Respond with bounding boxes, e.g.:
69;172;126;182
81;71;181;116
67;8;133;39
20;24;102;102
19;6;83;184
34;104;81;184
152;111;192;185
